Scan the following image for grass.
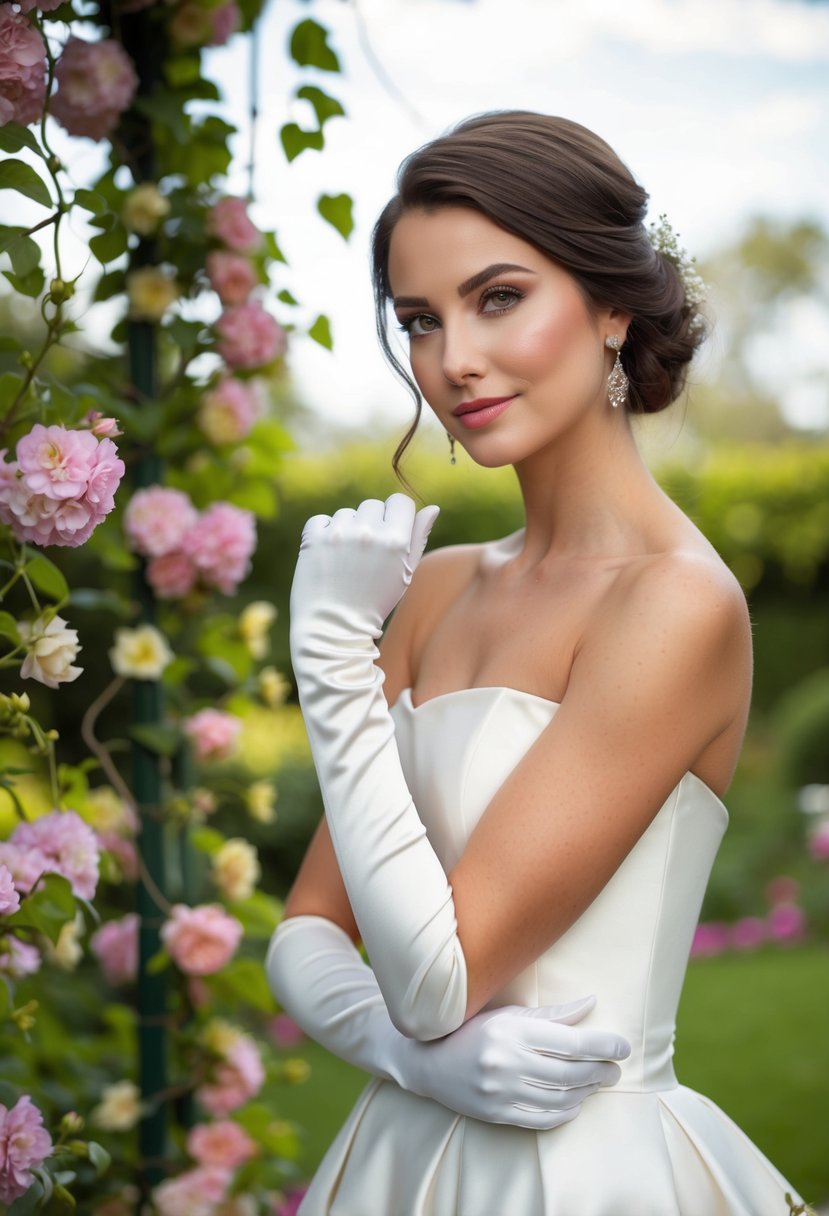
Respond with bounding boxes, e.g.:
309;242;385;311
272;945;829;1204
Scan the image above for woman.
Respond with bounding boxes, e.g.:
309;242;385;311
267;113;803;1214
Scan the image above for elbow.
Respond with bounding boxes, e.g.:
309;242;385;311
385;963;467;1042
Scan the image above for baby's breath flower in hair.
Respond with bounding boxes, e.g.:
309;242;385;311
647;214;707;323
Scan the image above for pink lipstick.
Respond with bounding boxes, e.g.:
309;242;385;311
452;396;515;430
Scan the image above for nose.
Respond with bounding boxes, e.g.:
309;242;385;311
441;319;486;387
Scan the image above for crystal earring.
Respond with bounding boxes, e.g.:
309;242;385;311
447;432;456;465
605;335;628;410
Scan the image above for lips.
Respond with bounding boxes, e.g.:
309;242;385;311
451;395;516;430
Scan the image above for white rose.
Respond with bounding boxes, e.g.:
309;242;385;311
122;183;170;236
246;779;277;824
110;625;174;680
91;1080;141;1131
19;615;83;689
212;838;260;903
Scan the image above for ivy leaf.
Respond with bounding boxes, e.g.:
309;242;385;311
89;225;129;266
317;193;354;241
3;265;45;298
7;873;76;944
308;314;333;350
206;957;276;1013
277;289;298;306
0;159;52;209
73;189;111;217
0;611;21;643
262;231;287;264
0;122;45;158
25;553;69;601
93;269;126;303
297;84;345;127
279;122;324;163
289;18;341;72
3;230;41;277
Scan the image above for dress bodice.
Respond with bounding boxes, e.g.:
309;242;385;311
390;686;728;1093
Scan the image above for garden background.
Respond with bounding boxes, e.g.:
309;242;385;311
0;0;827;1213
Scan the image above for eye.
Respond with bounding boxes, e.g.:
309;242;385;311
398;313;440;338
481;285;523;314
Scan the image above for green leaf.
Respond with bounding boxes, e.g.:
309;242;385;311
3;265;45;298
4;231;41;277
0;979;9;1021
289;18;341;71
190;825;226;856
0;611;21;643
8;873;76;944
73;189;111;217
0;159;52;209
134;93;190;144
89;225;128;266
297;84;345;127
86;1142;111;1178
308;314;333;350
0;371;24;410
25;553;69;601
277;289;299;306
146;948;170;975
207;957;276;1013
0;123;45;158
280;122;324;163
233;890;282;939
67;588;132;618
227;480;278;519
262;231;287;264
130;724;182;757
93;269;126;303
317;193;354;241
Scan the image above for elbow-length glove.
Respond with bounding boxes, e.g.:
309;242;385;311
289;495;464;1039
266;915;631;1130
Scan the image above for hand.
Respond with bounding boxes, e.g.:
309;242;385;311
291;494;440;640
399;995;631;1130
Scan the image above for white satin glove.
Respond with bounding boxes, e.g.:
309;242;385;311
290;494;466;1040
266;915;631;1130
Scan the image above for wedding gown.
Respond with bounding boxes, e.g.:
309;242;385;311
298;685;802;1216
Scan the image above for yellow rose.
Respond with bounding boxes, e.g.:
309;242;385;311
239;601;277;660
110;625;174;680
258;666;289;707
91;1081;142;1132
246;779;277;824
213;838;260;903
127;266;178;322
122;183;170;236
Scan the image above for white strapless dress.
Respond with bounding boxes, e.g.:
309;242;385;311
299;687;802;1216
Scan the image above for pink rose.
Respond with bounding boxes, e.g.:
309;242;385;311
765;875;799;905
767;902;806;945
205;251;257;306
274;1186;309;1216
808;823;829;860
51;36;138;141
729;916;766;952
153;1166;231;1216
16;425;100;500
197;1034;264;1116
0;864;20;916
0;842;49;896
208;1;241;46
183;708;242;761
207;198;261;253
268;1014;304;1049
216;303;285;369
690;921;729;959
146;551;199;599
186;1119;258;1169
182;503;256;595
124;485;199;558
0;935;41;979
12;809;100;900
0;1095;53;1205
198;378;259;444
161;904;243;976
0;8;47;128
91;913;139;986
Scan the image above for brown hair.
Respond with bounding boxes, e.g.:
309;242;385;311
371;111;706;471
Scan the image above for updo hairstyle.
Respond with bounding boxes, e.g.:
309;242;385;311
371;111;707;468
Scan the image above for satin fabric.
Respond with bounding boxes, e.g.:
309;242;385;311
298;686;802;1215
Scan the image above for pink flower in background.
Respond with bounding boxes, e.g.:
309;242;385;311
161;904;242;976
13;809;100;900
206;251;257;306
208;198;261;253
153;1165;231;1216
186;1120;258;1169
198;1034;264;1116
216;303;285;369
183;708;242;761
124;485;199;558
729;916;767;952
268;1014;304;1049
208;0;241;46
0;1095;53;1205
51;36;138;141
274;1187;309;1216
690;921;729;959
146;551;198;599
808;822;829;860
0;8;47;128
198;378;259;445
765;875;799;906
91;914;139;986
0;864;20;915
0;935;41;979
183;503;256;595
767;902;806;945
0;842;49;895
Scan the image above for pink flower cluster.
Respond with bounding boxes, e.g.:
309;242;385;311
0;809;100;901
186;1119;257;1169
207;198;261;253
215;303;286;370
161;903;243;976
0;935;41;979
0;425;125;548
153;1164;229;1216
198;378;260;445
0;864;20;916
197;1031;264;1117
0;1095;53;1205
91;913;139;986
206;252;258;307
51;36;138;142
691;875;807;959
0;7;46;128
183;708;242;762
124;485;256;599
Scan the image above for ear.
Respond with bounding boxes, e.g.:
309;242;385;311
605;307;632;345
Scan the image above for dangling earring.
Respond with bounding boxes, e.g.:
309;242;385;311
605;335;628;410
447;432;456;465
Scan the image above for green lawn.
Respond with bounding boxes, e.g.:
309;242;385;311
271;945;829;1204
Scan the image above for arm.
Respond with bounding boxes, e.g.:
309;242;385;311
290;495;750;1038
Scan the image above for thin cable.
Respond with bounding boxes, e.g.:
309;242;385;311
248;19;260;201
350;0;431;133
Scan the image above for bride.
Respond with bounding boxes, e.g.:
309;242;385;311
266;112;803;1214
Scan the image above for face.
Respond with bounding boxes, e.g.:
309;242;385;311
387;207;629;467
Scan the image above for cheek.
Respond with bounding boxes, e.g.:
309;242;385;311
502;299;593;377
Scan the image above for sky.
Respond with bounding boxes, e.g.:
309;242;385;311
199;0;829;437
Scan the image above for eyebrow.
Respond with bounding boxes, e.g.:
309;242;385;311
392;263;536;310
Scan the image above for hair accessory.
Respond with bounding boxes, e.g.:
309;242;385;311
605;335;628;409
446;432;456;465
647;214;706;329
